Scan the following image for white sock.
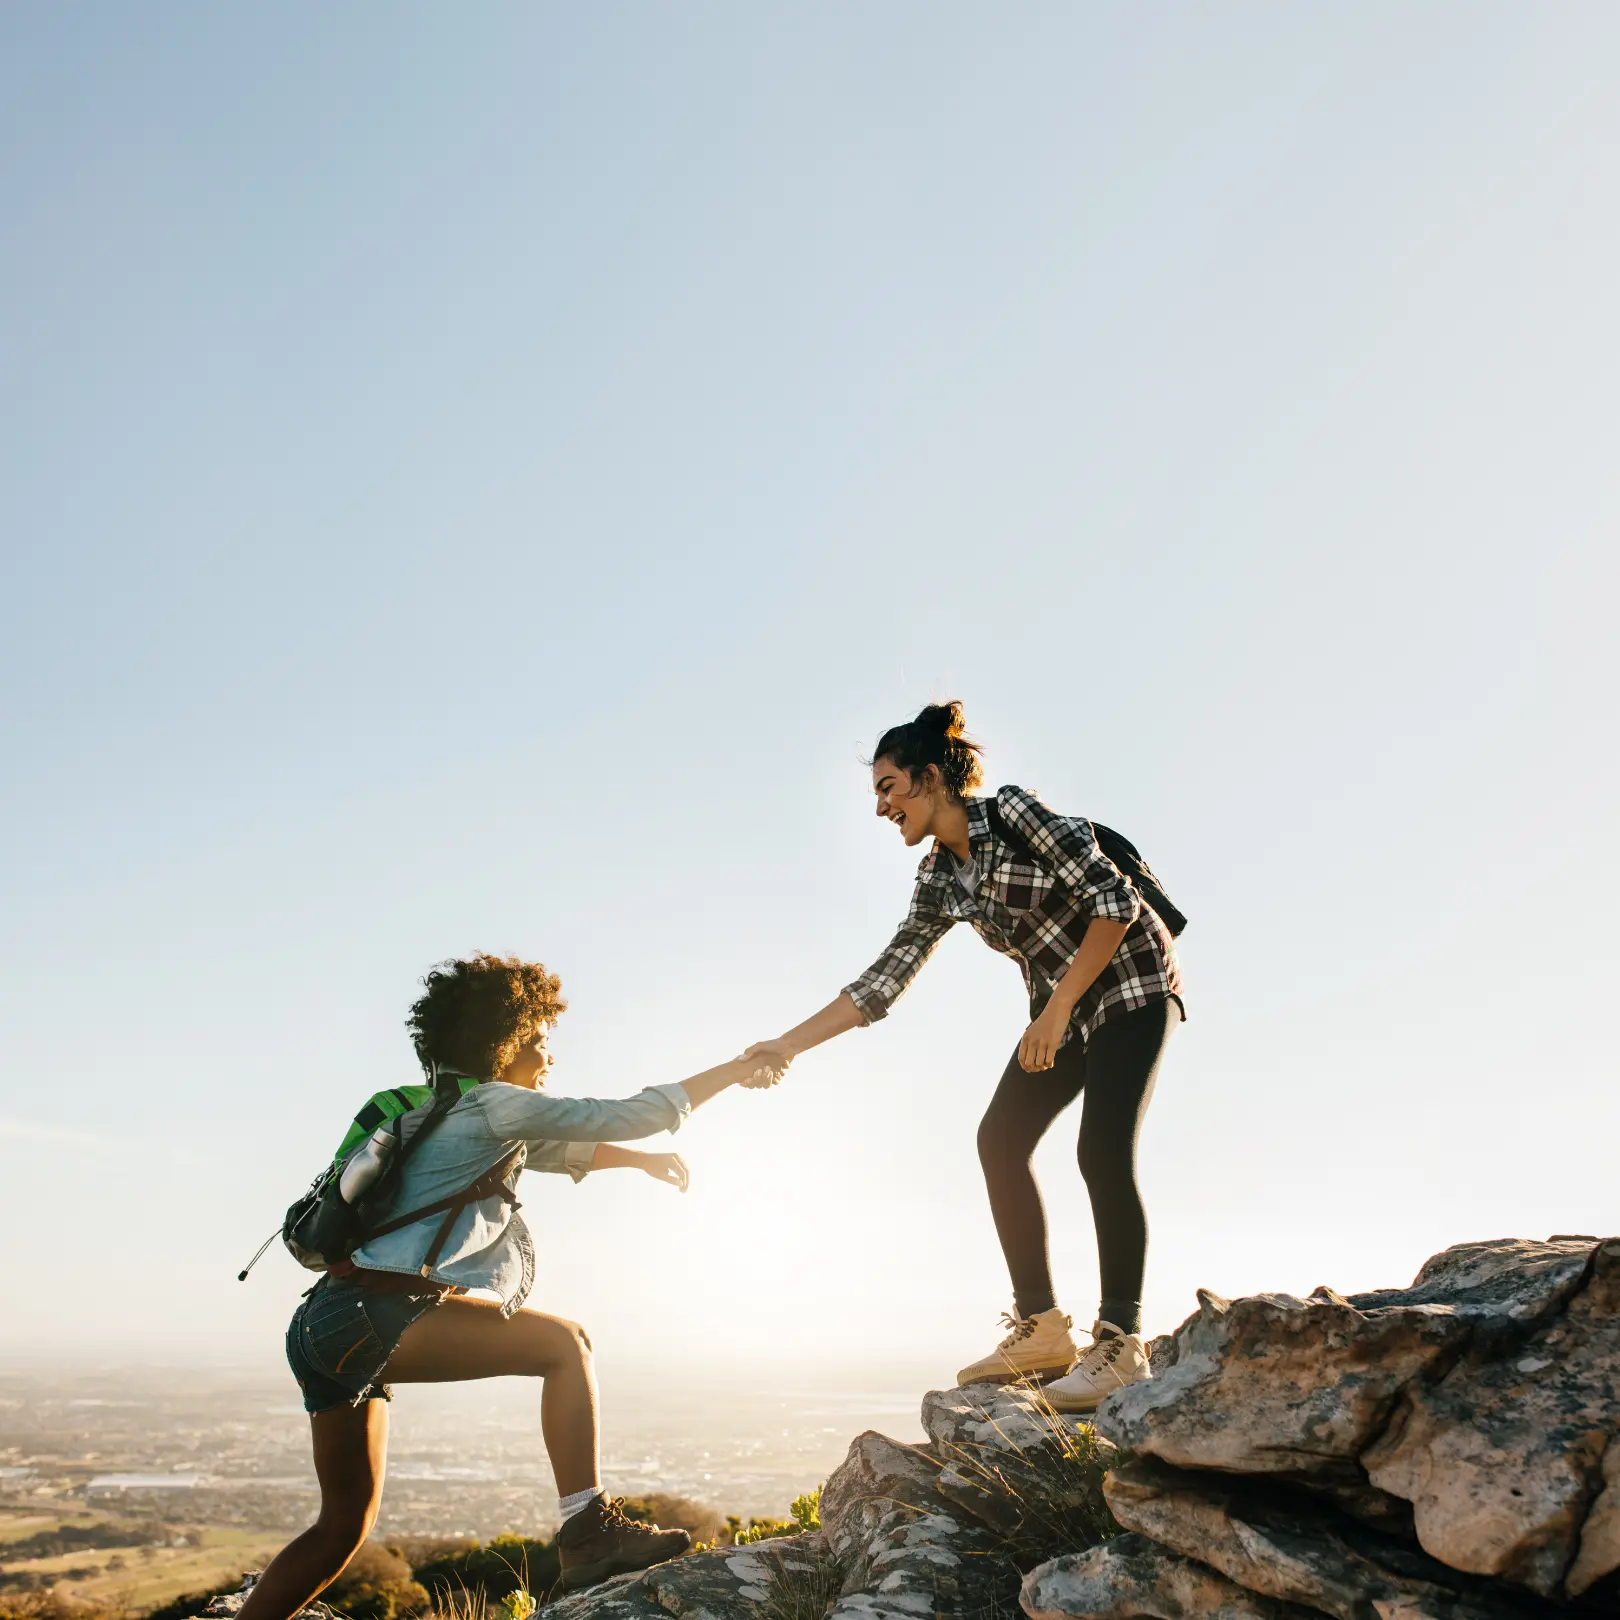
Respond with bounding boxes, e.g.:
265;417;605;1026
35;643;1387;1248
559;1486;604;1522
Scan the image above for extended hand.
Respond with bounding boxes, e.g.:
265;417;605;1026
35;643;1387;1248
640;1152;690;1192
739;1040;794;1089
1017;1006;1071;1073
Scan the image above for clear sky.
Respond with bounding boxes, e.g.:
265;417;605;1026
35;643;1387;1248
2;6;1616;1377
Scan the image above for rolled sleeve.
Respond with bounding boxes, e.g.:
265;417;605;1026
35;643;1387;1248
648;1082;693;1131
522;1139;597;1182
842;889;955;1025
1000;787;1140;926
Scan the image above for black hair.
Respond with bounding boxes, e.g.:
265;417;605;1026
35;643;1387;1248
405;953;566;1081
871;700;985;800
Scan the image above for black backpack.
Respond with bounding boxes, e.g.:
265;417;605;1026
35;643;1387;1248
238;1086;523;1282
986;794;1187;938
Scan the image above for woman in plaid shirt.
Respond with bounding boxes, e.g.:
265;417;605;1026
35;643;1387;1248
745;702;1182;1411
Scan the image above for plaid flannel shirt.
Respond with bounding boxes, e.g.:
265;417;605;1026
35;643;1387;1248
842;785;1182;1047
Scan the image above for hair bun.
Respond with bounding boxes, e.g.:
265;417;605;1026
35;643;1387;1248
871;700;984;800
914;700;967;740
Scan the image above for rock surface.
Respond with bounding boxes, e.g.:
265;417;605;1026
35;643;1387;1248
1082;1236;1618;1618
1103;1457;1556;1620
1096;1240;1596;1483
1021;1534;1320;1620
202;1577;338;1620
542;1532;837;1619
540;1380;1107;1619
1362;1240;1620;1598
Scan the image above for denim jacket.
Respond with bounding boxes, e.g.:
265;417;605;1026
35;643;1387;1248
347;1080;691;1315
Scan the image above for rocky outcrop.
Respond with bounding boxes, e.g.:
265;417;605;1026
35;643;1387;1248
548;1379;1116;1619
213;1236;1619;1619
542;1531;839;1619
1049;1236;1620;1620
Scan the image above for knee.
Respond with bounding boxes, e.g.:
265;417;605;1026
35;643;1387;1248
976;1112;1006;1172
533;1318;592;1378
1077;1138;1133;1197
977;1112;1030;1182
311;1509;373;1565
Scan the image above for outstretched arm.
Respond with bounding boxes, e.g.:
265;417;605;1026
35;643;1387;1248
744;992;864;1071
483;1054;771;1145
591;1143;690;1190
746;884;956;1077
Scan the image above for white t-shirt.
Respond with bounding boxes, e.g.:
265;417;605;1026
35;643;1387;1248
950;851;981;898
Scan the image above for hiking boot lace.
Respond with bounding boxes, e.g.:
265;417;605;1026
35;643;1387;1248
600;1497;657;1533
1075;1332;1126;1374
996;1311;1036;1349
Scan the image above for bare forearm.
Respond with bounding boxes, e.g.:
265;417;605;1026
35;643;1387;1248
590;1144;646;1171
778;993;864;1057
1048;918;1130;1014
678;1056;753;1109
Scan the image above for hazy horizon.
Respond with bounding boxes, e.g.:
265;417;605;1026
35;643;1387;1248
3;5;1617;1383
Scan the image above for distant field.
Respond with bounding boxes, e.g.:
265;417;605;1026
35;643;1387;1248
0;1508;279;1612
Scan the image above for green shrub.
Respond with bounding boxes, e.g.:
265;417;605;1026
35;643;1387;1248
324;1540;429;1620
730;1486;822;1547
410;1534;556;1606
759;1547;841;1620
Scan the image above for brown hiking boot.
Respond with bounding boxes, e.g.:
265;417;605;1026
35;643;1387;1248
555;1495;692;1592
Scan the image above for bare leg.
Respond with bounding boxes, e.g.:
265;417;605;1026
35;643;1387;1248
383;1295;600;1496
237;1399;387;1620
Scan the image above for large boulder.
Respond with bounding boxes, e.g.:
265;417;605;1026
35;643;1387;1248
1021;1534;1320;1620
1095;1240;1596;1482
1103;1456;1558;1620
820;1427;1008;1618
1363;1239;1620;1598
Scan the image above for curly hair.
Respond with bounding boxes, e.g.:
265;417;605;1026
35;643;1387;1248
405;954;567;1081
872;700;985;800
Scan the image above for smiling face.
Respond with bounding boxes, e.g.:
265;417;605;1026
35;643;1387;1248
872;756;944;848
496;1026;554;1089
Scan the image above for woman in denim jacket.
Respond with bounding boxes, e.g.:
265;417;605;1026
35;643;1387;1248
241;953;777;1618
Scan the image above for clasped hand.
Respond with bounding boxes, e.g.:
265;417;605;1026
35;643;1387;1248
737;1039;794;1090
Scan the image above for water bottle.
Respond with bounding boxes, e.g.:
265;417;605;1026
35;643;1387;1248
339;1125;396;1204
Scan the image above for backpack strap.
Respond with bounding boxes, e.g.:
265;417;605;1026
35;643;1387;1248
986;796;1186;938
363;1144;527;1278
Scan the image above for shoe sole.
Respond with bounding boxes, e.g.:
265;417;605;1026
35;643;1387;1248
1046;1374;1151;1414
558;1546;689;1593
956;1361;1074;1387
1046;1388;1107;1413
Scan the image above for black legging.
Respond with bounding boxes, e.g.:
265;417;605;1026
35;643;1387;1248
975;998;1178;1332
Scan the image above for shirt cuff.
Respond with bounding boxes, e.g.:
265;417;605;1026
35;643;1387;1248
648;1082;692;1131
1086;889;1141;926
840;981;883;1026
562;1140;596;1182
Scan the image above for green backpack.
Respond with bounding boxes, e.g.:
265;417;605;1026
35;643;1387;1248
237;1075;511;1281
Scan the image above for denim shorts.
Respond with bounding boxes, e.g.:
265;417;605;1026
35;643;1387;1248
285;1275;445;1414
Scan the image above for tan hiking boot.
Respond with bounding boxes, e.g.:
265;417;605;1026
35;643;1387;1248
956;1308;1078;1386
555;1494;692;1592
1046;1320;1152;1412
